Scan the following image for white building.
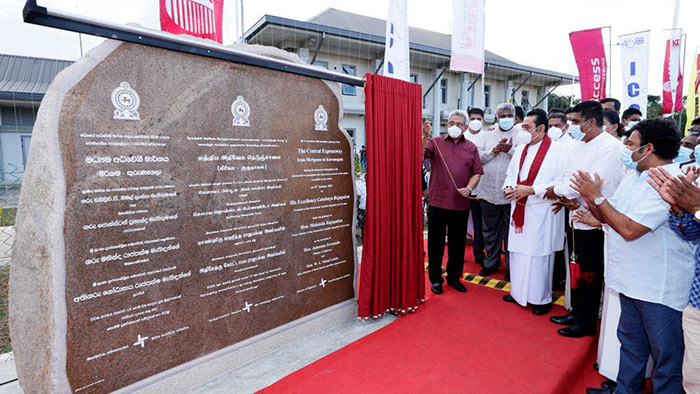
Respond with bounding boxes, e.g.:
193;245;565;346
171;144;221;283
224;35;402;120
0;54;72;185
244;8;577;147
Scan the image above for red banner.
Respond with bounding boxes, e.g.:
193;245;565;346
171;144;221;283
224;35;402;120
160;0;224;44
663;39;684;114
695;54;700;93
570;28;607;101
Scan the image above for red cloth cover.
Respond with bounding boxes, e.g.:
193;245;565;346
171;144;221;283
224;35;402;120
358;73;424;318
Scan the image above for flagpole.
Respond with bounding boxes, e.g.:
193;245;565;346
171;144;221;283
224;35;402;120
671;0;681;117
680;33;687;125
607;26;612;99
234;0;240;39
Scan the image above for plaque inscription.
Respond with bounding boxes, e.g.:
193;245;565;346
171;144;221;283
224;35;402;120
58;43;355;393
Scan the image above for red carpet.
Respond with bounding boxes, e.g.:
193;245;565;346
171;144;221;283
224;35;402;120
259;281;605;394
423;239;507;281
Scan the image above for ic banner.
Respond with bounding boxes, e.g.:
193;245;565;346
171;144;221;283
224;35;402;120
383;0;410;81
619;31;650;117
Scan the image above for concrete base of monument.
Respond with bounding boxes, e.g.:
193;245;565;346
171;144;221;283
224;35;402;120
104;300;395;394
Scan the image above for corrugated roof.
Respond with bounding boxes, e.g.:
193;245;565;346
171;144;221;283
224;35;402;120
306;8;570;79
307;8;509;62
0;54;73;95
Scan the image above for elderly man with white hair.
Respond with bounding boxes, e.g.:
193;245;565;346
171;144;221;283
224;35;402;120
422;110;484;295
473;102;521;278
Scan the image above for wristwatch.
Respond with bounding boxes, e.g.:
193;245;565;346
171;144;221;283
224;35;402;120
594;197;606;206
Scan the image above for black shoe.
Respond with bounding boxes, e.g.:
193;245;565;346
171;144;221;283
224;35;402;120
601;380;617;390
586;388;614;394
550;313;576;326
431;282;443;295
532;303;552;315
478;266;497;277
503;294;516;303
447;280;467;292
558;324;597;338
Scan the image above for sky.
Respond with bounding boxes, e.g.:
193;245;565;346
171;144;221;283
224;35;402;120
1;0;699;99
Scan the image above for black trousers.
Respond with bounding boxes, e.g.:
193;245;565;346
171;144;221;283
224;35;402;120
427;205;469;284
552;210;570;291
470;200;486;265
568;228;605;329
481;201;510;270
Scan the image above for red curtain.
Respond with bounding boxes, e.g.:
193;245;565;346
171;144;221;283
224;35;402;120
358;73;424;319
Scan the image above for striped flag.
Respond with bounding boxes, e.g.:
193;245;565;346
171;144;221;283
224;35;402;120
160;0;224;43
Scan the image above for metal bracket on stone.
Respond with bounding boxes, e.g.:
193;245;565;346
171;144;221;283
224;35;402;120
22;0;365;87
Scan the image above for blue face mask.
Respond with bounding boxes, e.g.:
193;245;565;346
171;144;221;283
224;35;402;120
675;146;693;163
568;124;585;141
498;117;514;131
622;145;649;171
695;145;700;165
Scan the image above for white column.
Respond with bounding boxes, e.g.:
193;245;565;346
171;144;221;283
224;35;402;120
432;68;442;137
537;86;549;112
461;73;470;110
506;80;514;105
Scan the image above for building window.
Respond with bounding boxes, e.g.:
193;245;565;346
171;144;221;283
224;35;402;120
313;60;328;69
440;79;448;105
21;135;31;168
521;90;530;110
484;84;491;109
0;106;37;127
342;64;356;96
410;74;418;83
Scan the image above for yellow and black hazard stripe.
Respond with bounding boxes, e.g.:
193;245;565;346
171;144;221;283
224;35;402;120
425;263;565;306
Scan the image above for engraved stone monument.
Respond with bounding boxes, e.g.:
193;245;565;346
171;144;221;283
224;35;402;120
9;39;357;393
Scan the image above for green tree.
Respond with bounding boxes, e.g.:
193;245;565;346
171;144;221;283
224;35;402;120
547;93;579;110
647;95;662;119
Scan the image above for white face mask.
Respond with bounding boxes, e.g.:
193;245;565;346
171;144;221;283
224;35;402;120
625;120;640;131
548;126;563;141
498;117;515;131
447;125;463;139
468;119;483;132
516;128;533;145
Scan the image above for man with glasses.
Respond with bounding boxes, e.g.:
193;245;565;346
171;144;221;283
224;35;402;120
422;110;483;295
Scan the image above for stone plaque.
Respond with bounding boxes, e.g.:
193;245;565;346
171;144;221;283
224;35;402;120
10;40;356;393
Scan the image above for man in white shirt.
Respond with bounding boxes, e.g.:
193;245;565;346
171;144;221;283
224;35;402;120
548;111;575;146
474;102;520;278
465;107;486;266
547;110;579;294
501;109;567;315
573;118;695;394
547;101;624;338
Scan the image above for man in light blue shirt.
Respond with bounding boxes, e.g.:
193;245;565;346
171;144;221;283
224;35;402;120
571;118;695;394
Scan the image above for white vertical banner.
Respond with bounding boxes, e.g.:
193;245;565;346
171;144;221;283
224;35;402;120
619;31;650;117
450;0;485;74
383;0;410;81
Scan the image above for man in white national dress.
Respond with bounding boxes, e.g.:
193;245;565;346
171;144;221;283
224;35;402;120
501;109;567;315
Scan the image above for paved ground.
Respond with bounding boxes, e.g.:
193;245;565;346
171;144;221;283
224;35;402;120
0;353;20;394
185;315;395;394
0;314;395;394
